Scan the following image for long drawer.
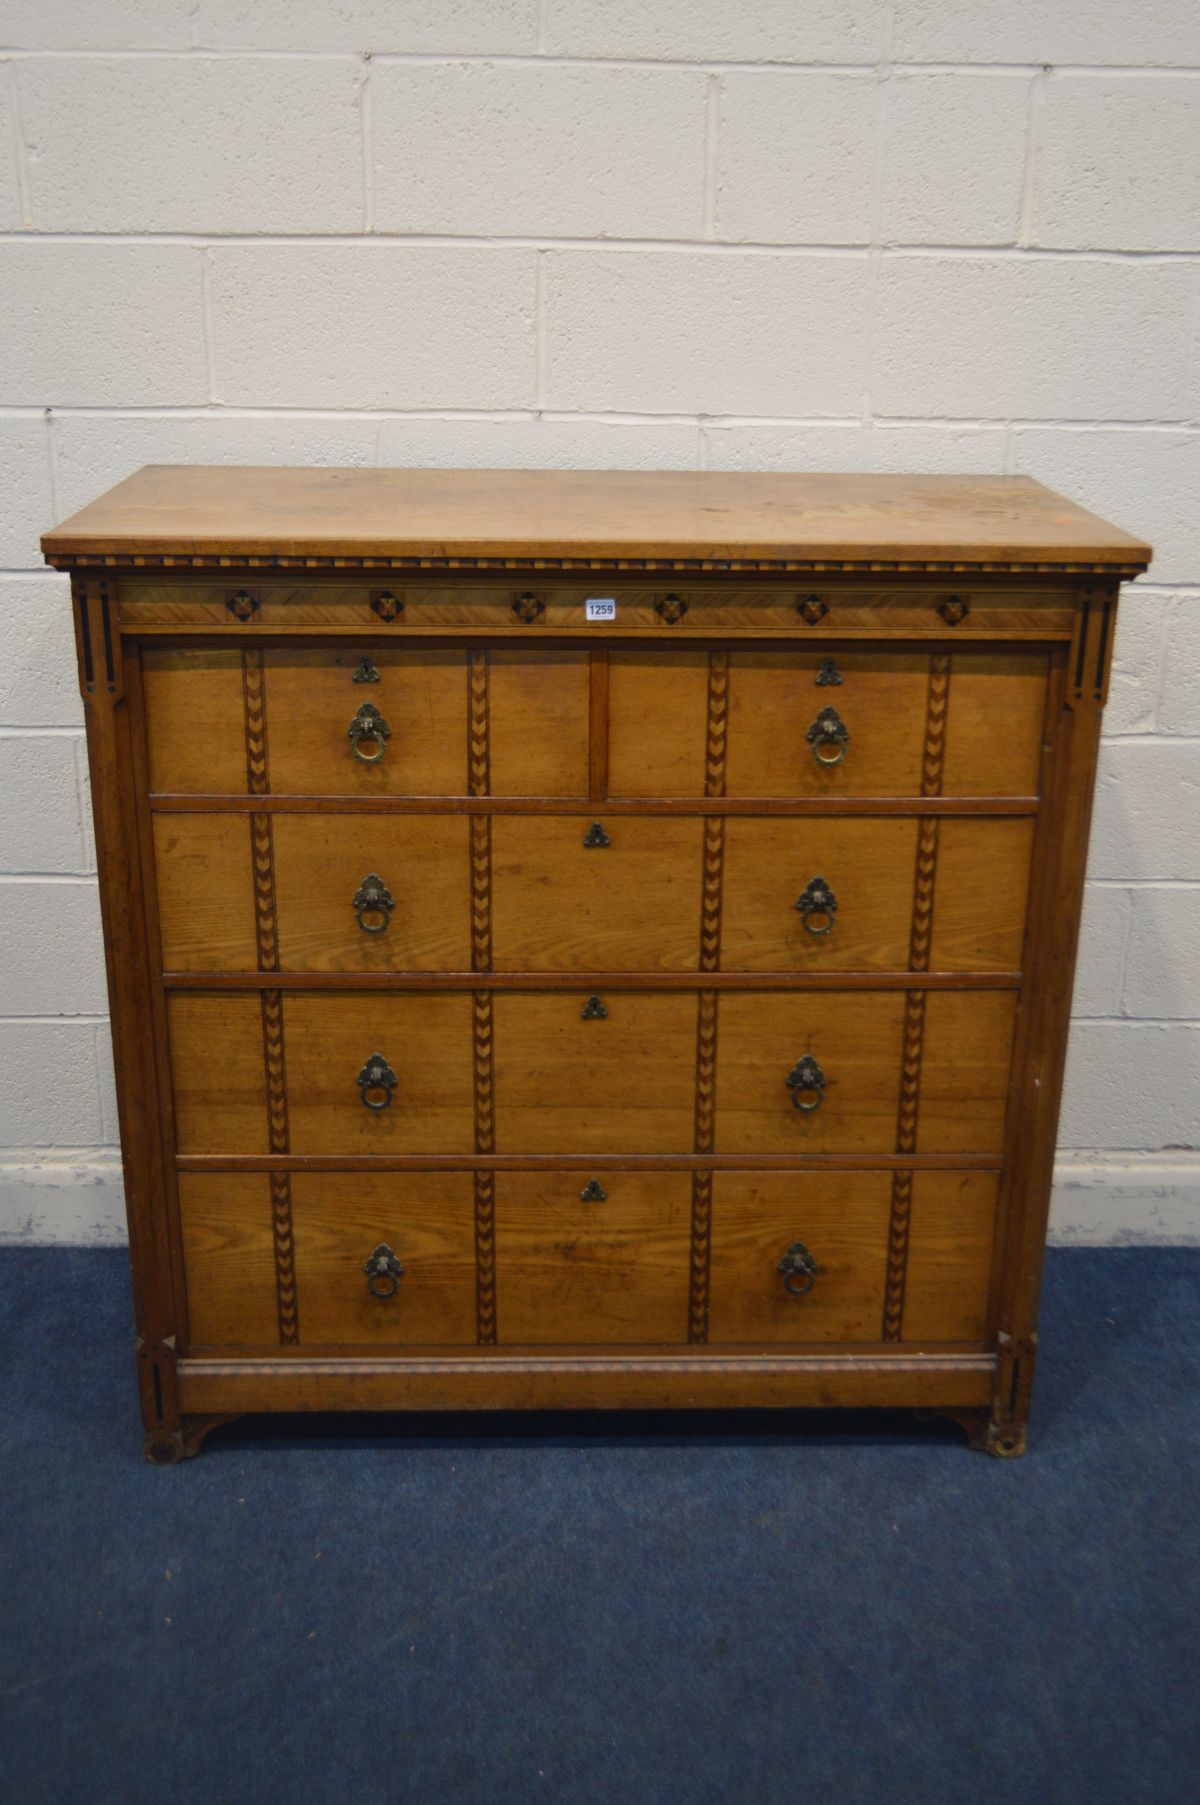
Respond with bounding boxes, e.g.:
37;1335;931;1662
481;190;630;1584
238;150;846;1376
142;645;1049;800
166;988;1017;1157
154;811;1034;975
177;1167;1000;1350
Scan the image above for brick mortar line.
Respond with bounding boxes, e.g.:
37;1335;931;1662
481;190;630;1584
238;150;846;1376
2;49;1200;75
3;406;1199;429
3;234;1200;260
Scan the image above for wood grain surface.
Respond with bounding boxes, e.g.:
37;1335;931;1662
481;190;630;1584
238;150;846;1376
44;468;1151;569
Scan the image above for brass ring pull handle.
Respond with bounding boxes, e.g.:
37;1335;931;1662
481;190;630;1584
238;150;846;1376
786;1054;826;1112
352;873;395;934
795;876;837;936
778;1241;819;1297
806;705;849;768
364;1243;404;1298
347;701;391;764
357;1052;397;1110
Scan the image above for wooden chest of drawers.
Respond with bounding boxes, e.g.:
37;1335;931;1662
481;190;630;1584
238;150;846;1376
43;468;1150;1460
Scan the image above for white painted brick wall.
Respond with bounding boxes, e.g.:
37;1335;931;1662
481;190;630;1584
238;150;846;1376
1;2;1197;1243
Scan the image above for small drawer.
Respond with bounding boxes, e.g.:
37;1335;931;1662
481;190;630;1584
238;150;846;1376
494;1170;692;1344
713;991;1017;1155
491;815;703;972
705;1169;998;1345
605;649;1050;799
264;648;468;795
492;991;698;1155
153;812;474;972
720;817;1034;973
707;1171;893;1343
273;814;472;972
167;992;475;1155
177;1170;477;1348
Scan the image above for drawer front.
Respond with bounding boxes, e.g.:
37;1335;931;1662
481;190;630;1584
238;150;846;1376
143;645;595;798
167;992;476;1154
264;648;468;794
167;988;1016;1157
178;1171;477;1348
272;815;471;972
121;576;1076;639
492;992;698;1154
155;811;1033;979
142;643;1049;802
491;816;703;972
714;991;1017;1155
155;813;473;971
609;649;1048;799
720;817;1033;972
706;1169;998;1345
176;1166;998;1351
494;1171;693;1344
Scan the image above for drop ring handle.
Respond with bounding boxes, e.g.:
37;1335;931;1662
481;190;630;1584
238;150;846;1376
347;701;391;765
806;705;849;768
778;1241;819;1297
786;1054;826;1113
364;1243;404;1298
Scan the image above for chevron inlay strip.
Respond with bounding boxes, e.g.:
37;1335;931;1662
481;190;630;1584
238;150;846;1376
250;812;279;972
688;650;731;1341
922;653;950;798
270;1172;299;1346
475;1170;497;1345
242;649;268;795
689;1172;713;1345
689;991;719;1342
468;650;490;794
883;654;951;1339
882;1171;913;1343
705;650;729;796
261;989;289;1155
472;989;495;1155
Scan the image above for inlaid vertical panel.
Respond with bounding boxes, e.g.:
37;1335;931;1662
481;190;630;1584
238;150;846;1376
242;649;280;973
260;987;298;1343
242;649;269;794
884;654;949;1340
468;649;496;1339
475;1169;497;1345
270;1172;299;1345
689;651;729;1342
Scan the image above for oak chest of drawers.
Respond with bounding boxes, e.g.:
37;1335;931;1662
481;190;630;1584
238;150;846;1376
43;468;1150;1461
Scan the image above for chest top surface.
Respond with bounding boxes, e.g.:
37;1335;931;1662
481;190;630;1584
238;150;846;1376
42;467;1151;573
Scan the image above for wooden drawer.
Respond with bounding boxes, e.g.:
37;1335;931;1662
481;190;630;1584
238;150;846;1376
608;648;1048;799
720;817;1034;972
494;1171;692;1344
178;1170;477;1348
120;575;1077;639
176;1165;998;1351
142;646;594;798
167;992;475;1155
154;812;473;971
714;991;1017;1155
155;809;1032;979
142;645;1048;802
492;992;698;1154
492;816;702;972
706;1170;997;1345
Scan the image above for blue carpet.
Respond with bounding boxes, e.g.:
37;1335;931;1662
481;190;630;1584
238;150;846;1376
1;1247;1198;1805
